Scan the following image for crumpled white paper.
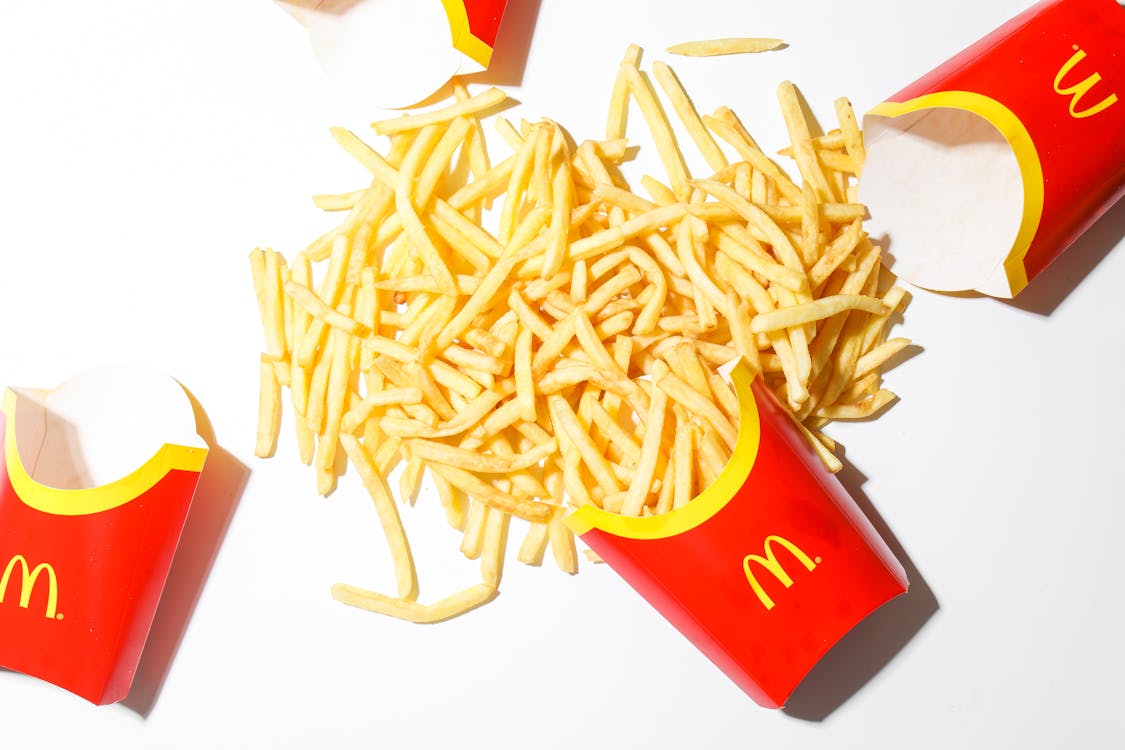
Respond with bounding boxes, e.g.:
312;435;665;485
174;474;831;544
860;107;1024;297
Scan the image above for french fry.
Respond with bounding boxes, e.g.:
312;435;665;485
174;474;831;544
256;354;282;459
655;365;738;450
667;38;785;56
371;87;508;136
432;469;468;531
262;250;288;361
750;294;889;333
622;63;691;199
480;508;511;589
427;462;554;523
517;521;551;566
252;54;911;625
672;411;696;510
834;97;866;172
854;337;912;379
777;81;834;203
332;582;498;623
652;61;729;173
339;433;418;601
620;386;669;517
548;511;578;575
460;499;490;559
406;437;556;474
607;44;643;141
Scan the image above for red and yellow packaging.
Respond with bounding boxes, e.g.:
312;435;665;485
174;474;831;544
566;362;908;709
0;368;207;705
860;0;1125;297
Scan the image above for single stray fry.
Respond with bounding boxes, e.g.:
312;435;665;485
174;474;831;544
667;37;785;57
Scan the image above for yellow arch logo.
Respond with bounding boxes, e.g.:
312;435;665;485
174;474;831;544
0;554;60;620
1054;45;1118;120
742;535;818;611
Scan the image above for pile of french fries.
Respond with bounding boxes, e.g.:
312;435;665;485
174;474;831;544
250;44;911;623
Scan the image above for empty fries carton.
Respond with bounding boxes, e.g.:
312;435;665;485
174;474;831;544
861;0;1125;297
277;0;510;108
0;368;207;704
567;362;908;709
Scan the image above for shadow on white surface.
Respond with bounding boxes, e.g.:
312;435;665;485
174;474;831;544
403;0;542;110
464;0;542;88
874;194;1125;319
120;391;249;718
783;459;939;721
1008;196;1125;317
881;196;1125;318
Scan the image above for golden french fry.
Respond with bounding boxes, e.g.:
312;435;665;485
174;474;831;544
704;108;802;203
371;87;508;136
480;508;511;589
655;364;738;450
517;522;550;566
672;412;696;509
816;389;897;420
854;337;912;379
777;80;834;203
623;63;691;199
256;353;282;459
750;294;888;333
620;385;669;517
607;44;643;141
427;462;554;523
339;433;418;601
315;327;353;473
652;61;729;172
460;499;490;559
332;582;498;623
313;189;366;212
548;511;578;575
667;37;785;57
432;469;468;531
549;395;624;494
262;250;288;361
406;437;556;474
834;97;866;171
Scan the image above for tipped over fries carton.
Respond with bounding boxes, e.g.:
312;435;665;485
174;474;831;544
861;0;1125;297
0;368;207;704
277;0;510;109
567;363;908;709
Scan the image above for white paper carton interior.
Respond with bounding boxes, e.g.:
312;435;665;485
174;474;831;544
277;0;484;109
860;106;1025;297
10;367;206;491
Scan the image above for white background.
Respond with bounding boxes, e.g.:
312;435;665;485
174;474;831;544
2;1;1123;747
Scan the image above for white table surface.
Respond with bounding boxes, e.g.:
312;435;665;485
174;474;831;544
2;1;1123;747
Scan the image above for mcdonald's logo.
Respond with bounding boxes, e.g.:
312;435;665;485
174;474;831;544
1054;44;1119;119
0;554;60;620
742;535;819;611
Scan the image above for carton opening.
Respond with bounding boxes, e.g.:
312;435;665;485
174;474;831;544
861;106;1024;296
8;367;205;492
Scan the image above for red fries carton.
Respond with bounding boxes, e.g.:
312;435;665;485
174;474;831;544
0;368;207;704
567;363;908;709
277;0;510;108
861;0;1125;297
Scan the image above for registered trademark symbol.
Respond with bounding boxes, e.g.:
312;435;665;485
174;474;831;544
814;556;822;564
56;613;64;620
1073;44;1080;51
